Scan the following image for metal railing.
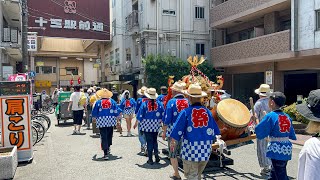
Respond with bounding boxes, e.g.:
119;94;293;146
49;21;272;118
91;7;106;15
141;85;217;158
126;10;139;31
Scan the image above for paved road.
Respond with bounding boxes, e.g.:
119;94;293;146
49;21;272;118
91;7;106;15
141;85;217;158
15;114;301;180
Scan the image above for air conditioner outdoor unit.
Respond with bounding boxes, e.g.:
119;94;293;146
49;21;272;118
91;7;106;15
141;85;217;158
171;49;177;57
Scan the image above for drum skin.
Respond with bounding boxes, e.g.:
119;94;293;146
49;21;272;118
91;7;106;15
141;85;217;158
211;99;251;141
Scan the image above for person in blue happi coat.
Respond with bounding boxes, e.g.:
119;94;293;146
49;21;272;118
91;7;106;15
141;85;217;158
135;86;148;155
92;89;122;160
162;81;189;180
170;84;220;180
119;90;136;137
255;92;297;180
134;88;165;165
157;86;167;103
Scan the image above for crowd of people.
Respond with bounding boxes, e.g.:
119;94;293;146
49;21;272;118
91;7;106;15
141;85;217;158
63;82;320;180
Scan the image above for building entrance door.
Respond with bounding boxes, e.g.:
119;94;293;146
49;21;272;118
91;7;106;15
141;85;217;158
284;72;318;105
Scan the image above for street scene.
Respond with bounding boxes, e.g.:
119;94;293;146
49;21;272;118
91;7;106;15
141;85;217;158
0;0;320;180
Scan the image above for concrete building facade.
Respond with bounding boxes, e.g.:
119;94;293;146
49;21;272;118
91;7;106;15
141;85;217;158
0;0;22;81
105;0;211;96
210;0;320;104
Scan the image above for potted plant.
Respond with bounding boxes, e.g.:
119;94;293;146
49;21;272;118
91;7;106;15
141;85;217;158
0;146;18;179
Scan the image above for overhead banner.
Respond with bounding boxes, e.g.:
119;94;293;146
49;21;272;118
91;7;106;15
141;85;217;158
28;0;110;41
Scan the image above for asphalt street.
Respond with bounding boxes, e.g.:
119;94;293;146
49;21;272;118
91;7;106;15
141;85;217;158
14;114;301;180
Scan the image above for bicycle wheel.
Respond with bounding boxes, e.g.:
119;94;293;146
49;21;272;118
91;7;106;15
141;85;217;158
32;120;45;143
31;125;39;146
32;115;50;131
48;106;55;114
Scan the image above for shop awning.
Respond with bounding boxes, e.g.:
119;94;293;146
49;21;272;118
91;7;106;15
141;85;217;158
101;81;131;85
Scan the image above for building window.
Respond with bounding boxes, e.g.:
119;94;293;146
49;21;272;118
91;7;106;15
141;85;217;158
239;28;254;41
35;66;56;74
65;67;78;75
281;20;291;31
196;43;205;55
211;30;217;48
115;49;120;65
110;51;114;66
163;10;176;16
126;48;131;61
316;10;320;30
195;7;205;19
36;66;41;74
112;20;116;36
112;0;116;8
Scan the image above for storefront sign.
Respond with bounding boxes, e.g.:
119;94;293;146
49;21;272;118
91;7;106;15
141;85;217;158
36;61;44;67
265;71;273;85
0;81;31;96
28;0;110;41
8;74;27;82
35;80;51;88
0;95;33;161
27;35;37;51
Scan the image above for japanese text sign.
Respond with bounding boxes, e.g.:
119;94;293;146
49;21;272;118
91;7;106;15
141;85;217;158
1;96;31;151
28;0;110;41
27;35;37;51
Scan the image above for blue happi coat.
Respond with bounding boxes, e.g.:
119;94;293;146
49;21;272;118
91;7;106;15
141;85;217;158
135;96;149;114
157;94;167;103
137;100;165;133
92;98;121;128
119;98;136;115
163;94;189;137
255;110;297;161
171;104;221;162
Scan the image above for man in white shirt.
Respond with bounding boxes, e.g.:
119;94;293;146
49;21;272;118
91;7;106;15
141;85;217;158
68;85;85;134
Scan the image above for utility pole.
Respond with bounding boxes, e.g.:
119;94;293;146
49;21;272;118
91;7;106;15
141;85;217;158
21;0;28;73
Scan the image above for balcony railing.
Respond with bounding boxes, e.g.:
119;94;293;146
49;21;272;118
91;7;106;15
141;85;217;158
210;0;289;27
211;30;291;67
126;10;139;31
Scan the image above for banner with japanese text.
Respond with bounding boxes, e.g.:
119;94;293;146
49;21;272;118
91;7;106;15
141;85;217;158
28;0;110;41
1;96;31;151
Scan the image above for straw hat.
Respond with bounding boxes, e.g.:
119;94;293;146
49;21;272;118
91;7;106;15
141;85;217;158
171;81;187;93
254;84;271;97
144;88;158;99
137;86;148;95
96;88;113;99
183;84;207;98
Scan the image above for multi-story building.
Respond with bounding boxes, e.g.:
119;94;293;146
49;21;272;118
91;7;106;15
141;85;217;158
210;0;320;104
0;0;22;80
105;0;211;96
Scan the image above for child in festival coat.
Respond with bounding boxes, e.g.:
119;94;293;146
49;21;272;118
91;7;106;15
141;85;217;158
170;84;220;180
119;90;136;136
134;88;165;165
255;92;297;180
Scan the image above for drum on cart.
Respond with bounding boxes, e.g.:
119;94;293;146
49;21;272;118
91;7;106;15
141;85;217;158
211;98;251;141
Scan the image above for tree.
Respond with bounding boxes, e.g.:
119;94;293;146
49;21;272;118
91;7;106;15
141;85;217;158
144;54;217;91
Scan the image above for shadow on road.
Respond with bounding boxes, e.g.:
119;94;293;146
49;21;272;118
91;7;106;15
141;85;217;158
135;157;170;169
203;167;265;180
92;154;122;162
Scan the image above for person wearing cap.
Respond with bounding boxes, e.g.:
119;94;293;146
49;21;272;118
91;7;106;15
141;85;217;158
135;86;148;155
162;81;189;180
296;89;320;180
92;89;122;160
157;86;168;103
170;84;221;180
134;88;165;165
119;90;137;137
253;84;272;176
255;92;297;180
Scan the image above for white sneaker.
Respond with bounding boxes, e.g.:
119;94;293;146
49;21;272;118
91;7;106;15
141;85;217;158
73;130;77;134
127;132;131;137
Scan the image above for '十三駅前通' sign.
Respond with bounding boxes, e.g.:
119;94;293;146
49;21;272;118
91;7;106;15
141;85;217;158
28;0;110;41
1;96;31;151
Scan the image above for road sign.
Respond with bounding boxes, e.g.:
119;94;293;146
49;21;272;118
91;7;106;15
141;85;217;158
29;71;36;78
